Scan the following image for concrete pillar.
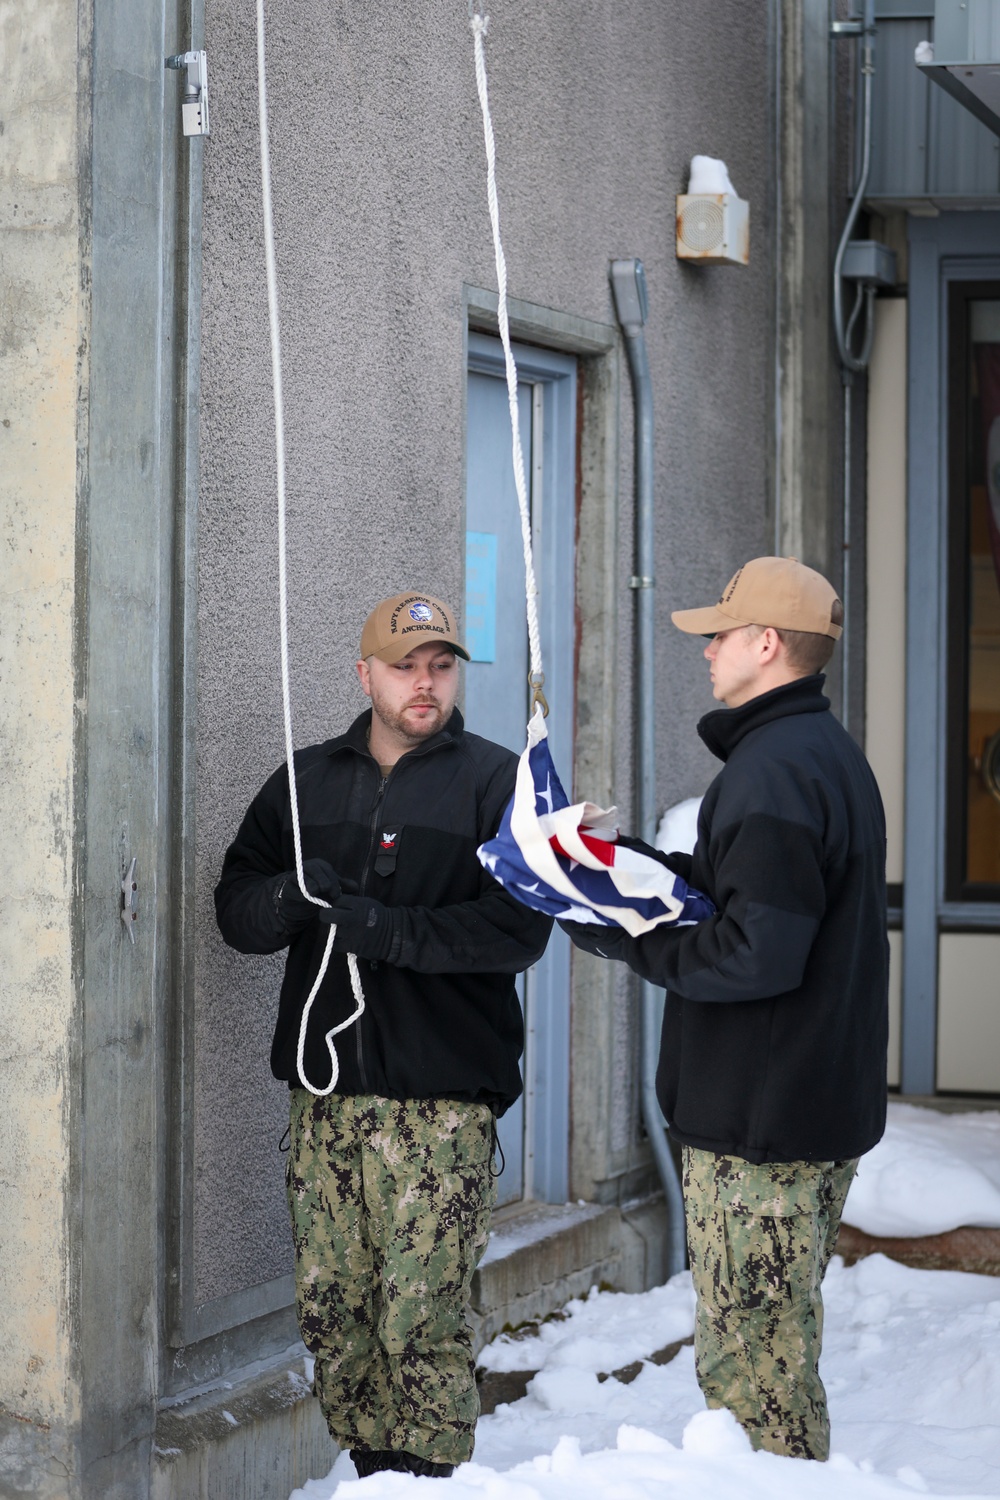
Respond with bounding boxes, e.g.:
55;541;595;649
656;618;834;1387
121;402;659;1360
776;0;837;573
0;0;83;1490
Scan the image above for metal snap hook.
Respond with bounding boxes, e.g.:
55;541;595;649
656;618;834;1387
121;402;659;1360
528;671;549;718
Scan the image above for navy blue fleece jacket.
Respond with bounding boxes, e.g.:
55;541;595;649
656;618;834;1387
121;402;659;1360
564;675;889;1164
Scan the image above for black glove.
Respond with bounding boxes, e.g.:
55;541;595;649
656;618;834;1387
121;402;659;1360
272;859;342;932
558;918;628;961
318;894;394;960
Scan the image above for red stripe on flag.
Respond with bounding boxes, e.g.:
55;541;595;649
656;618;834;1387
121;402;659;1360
549;830;617;867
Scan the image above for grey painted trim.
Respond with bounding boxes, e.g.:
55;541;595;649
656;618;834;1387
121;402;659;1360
177;1275;296;1346
869;196;1000;209
164;0;208;1359
465;328;576;1205
902;213;1000;1096
78;0;187;1486
875;2;934;13
903;217;946;1096
162;1297;302;1400
464;285;617;355
938;903;1000;929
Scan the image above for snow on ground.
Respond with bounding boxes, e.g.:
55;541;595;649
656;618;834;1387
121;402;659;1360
476;1275;695;1376
288;1103;1000;1499
289;1252;1000;1500
843;1104;1000;1236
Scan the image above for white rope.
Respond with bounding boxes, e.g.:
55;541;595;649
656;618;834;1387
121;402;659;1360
470;11;546;703
256;0;365;1096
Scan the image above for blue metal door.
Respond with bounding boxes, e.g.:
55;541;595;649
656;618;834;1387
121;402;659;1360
464;332;577;1204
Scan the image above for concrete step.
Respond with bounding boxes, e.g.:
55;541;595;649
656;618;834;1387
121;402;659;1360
469;1195;670;1352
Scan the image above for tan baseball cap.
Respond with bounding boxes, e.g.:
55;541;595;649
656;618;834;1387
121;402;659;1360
671;556;843;640
360;592;470;664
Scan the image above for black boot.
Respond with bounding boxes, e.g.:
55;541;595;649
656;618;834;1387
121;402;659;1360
350;1449;386;1479
381;1451;456;1478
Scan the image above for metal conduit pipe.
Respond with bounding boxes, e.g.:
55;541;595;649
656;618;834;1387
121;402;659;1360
610;259;687;1277
832;0;877;377
832;0;878;722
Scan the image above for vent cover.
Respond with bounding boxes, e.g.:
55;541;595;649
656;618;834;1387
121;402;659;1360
678;199;725;252
675;193;749;267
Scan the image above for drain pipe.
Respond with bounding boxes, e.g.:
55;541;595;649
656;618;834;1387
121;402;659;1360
610;258;687;1277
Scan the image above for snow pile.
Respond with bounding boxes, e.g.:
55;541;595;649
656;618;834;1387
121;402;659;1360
291;1253;1000;1500
655;796;702;858
299;1411;991;1500
687;156;738;196
844;1103;1000;1237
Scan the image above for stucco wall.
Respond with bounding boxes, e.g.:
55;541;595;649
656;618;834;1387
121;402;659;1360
0;0;81;1481
193;0;776;1301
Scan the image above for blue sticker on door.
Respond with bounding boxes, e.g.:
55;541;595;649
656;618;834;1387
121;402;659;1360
465;531;498;662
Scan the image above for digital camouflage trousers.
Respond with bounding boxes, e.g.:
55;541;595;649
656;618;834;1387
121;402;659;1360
683;1145;858;1461
286;1090;496;1467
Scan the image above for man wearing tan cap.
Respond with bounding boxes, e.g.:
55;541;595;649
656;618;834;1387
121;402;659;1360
563;556;888;1462
215;591;551;1478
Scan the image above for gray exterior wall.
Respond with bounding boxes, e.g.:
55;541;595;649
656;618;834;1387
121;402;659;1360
3;0;840;1493
191;0;779;1308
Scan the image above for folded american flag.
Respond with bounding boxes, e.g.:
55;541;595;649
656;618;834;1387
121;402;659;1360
478;711;715;935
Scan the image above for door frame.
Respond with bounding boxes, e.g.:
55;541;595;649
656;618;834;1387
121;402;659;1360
465;330;576;1204
462;287;641;1202
903;213;1000;1094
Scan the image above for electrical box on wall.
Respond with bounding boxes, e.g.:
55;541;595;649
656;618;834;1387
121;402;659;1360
676;156;749;267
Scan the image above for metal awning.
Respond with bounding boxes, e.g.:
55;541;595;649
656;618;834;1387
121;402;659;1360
918;0;1000;139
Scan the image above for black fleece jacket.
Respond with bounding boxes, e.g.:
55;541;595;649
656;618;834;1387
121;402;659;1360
565;676;889;1163
215;709;551;1113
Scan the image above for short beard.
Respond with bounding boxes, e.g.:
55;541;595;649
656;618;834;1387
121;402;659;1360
370;694;453;748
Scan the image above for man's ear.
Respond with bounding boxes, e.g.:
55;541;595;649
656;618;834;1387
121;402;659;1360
758;627;782;665
357;658;372;697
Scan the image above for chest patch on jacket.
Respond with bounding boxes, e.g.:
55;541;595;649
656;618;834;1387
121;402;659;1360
374;826;401;877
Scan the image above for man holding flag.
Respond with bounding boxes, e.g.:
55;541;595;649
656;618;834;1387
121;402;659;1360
562;556;889;1462
215;592;550;1478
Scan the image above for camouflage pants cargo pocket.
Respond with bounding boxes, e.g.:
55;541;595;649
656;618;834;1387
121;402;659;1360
286;1090;496;1467
682;1146;858;1461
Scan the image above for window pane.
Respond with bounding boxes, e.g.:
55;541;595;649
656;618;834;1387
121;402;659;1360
966;301;1000;885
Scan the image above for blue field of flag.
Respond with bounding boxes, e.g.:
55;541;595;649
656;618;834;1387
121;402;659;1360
478;712;714;936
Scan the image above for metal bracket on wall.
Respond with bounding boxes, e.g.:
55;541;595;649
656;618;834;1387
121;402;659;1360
165;51;210;137
121;856;138;944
